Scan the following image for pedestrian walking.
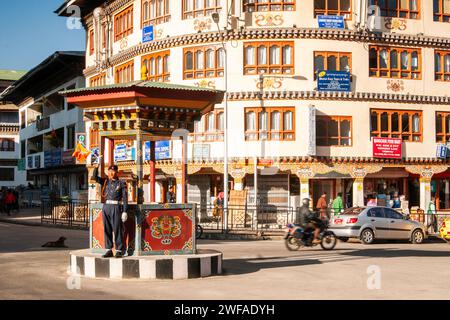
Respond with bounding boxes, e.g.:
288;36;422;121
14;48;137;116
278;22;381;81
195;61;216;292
316;192;328;219
332;192;344;216
4;190;16;216
427;196;438;234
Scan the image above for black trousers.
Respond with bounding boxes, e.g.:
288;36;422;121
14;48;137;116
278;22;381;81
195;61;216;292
102;204;124;252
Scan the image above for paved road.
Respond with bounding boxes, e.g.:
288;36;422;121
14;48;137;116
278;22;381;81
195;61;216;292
1;222;449;300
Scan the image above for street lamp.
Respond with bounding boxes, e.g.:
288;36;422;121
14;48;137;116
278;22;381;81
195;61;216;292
212;12;229;233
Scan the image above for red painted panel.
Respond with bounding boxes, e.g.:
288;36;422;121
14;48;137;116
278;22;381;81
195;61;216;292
141;209;194;254
92;208;105;249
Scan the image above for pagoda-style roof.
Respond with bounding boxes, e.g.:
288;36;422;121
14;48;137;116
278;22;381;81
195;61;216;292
60;81;224;114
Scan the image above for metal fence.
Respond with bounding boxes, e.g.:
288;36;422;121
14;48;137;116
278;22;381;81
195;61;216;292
41;199;89;229
197;205;295;234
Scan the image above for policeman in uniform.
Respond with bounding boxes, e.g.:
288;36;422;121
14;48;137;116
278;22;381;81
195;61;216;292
93;165;128;258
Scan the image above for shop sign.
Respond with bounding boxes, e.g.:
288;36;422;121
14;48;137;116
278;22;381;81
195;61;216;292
317;70;351;92
436;144;449;159
145;141;171;161
114;142;136;162
18;158;25;171
307;105;316;156
91;147;100;164
193;144;210;160
142;25;154;43
372;137;402;159
44;149;61;168
318;15;345;29
62;150;76;165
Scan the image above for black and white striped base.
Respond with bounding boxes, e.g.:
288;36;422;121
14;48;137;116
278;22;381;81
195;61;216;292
69;249;223;280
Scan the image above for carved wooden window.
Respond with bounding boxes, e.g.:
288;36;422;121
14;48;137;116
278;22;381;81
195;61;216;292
89;73;107;87
434;0;450;22
370;109;422;142
142;0;170;26
184;46;225;79
314;0;352;17
0;138;15;152
89;29;94;56
369;46;421;79
368;0;420;19
245;107;295;141
435;50;450;81
182;0;222;19
114;5;134;42
317;116;352;146
190;110;224;142
243;0;295;12
114;60;135;84
142;50;170;82
436;112;450;142
314;51;352;78
244;41;294;75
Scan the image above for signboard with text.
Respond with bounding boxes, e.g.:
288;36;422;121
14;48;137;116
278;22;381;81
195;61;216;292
436;144;449;159
144;141;171;161
317;70;351;92
142;25;154;43
318;15;345;29
44;149;62;168
114;142;136;162
372;137;402;159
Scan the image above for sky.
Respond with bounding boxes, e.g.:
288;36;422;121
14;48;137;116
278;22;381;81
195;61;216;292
0;0;85;71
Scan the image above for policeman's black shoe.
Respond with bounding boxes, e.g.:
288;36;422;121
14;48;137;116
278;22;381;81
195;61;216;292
102;250;114;258
115;251;123;258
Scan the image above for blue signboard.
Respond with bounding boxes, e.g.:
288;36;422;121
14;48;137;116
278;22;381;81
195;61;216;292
317;70;351;92
436;144;448;159
44;149;62;168
142;25;154;43
318;15;345;29
144;141;171;161
114;143;136;162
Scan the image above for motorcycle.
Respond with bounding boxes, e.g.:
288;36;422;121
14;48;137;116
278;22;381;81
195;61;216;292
284;220;337;251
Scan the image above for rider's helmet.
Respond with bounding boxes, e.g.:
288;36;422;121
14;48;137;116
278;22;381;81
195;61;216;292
302;198;310;206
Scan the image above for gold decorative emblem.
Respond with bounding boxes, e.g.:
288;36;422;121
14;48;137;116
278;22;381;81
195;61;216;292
387;79;404;92
194;79;216;89
255;14;284;27
255;77;283;90
384;18;407;31
194;18;212;32
120;37;128;50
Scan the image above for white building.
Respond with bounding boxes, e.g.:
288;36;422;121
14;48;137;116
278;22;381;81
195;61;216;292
0;52;88;199
0;70;27;188
55;1;450;213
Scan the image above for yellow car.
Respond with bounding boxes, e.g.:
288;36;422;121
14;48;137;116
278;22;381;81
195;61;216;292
439;218;450;241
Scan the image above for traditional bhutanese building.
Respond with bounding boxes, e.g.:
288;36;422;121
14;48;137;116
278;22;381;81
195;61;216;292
55;1;450;217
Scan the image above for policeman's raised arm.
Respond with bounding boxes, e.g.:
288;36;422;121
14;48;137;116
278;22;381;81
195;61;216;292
92;166;105;185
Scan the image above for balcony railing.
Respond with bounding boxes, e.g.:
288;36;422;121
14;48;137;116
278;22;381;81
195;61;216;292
36;117;50;132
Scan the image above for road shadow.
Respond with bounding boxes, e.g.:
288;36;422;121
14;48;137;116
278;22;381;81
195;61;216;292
223;256;322;276
341;248;450;258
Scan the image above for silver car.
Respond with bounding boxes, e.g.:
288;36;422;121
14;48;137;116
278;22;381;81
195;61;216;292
329;206;427;244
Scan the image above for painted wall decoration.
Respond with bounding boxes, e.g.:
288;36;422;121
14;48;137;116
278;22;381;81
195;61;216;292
194;18;212;32
140;206;195;255
255;14;284;27
384;18;407;31
194;79;216;89
255;77;283;90
387;79;404;92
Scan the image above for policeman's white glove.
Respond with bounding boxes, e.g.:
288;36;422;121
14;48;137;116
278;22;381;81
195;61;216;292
121;212;128;223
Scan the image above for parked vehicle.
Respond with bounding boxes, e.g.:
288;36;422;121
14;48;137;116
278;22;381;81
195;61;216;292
329;206;427;244
439;217;450;242
284;220;337;251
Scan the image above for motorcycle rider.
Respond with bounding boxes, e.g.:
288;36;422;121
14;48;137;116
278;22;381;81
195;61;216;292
296;198;323;245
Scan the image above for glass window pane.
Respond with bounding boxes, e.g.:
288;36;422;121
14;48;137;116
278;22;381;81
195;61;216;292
185;52;193;70
271;111;281;130
258;45;267;64
206;49;214;68
380;50;388;69
315;54;325;73
195;50;204;69
340;56;350;72
246;112;256;130
282;46;292;65
327;55;337;71
284;111;293;131
381;112;389;132
245;46;255;65
341;119;351;138
269;45;280;65
259;111;268;131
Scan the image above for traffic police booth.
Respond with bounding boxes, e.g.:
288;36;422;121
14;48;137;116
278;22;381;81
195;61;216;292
62;82;224;279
